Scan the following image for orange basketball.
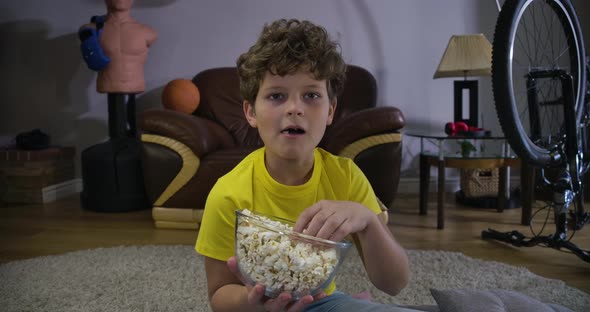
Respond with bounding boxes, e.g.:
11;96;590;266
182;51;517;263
162;79;200;114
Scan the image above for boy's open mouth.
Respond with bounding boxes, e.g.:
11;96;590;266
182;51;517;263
280;127;306;135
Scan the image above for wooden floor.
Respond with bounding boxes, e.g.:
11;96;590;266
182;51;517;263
0;193;589;294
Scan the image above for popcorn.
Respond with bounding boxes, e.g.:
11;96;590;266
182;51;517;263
235;209;339;297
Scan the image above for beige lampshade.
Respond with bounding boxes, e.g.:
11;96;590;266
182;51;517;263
433;34;492;79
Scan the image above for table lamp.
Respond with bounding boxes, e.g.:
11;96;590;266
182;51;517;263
433;34;492;127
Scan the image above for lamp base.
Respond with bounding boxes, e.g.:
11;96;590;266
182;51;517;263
454;80;478;127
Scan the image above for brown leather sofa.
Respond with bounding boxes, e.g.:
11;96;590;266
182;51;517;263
139;65;405;229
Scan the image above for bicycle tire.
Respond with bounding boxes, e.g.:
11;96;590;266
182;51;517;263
492;0;587;167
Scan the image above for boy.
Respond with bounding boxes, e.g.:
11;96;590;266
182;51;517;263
196;19;413;312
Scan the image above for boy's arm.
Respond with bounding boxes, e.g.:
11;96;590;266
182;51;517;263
355;213;410;296
204;257;255;312
294;201;410;296
343;161;410;295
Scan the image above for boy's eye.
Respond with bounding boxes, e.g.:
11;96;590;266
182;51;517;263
268;93;284;101
304;92;321;100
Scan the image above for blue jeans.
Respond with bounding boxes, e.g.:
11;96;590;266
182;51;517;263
304;292;424;312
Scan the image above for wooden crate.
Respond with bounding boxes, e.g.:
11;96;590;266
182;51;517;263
0;147;76;203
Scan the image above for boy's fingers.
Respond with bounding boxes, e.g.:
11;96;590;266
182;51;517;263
313;291;326;301
293;203;321;233
264;293;291;312
226;256;239;274
301;205;338;239
287;294;314;312
248;284;266;305
294;201;334;235
227;256;249;285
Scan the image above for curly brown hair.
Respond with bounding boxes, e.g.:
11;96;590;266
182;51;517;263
236;19;347;104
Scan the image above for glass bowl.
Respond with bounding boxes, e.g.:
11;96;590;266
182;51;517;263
234;209;352;300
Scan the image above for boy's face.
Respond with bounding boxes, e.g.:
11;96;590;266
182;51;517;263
243;69;336;163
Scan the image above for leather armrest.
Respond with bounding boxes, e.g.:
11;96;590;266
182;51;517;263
140;108;235;157
320;106;405;153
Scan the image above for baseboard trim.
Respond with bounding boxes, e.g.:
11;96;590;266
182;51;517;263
397;176;520;194
42;178;82;203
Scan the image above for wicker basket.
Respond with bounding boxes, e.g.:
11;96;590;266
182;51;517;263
460;168;499;198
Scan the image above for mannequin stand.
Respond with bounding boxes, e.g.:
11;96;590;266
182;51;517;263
80;93;149;212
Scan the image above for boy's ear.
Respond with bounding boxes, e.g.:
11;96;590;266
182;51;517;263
326;99;337;126
243;101;257;128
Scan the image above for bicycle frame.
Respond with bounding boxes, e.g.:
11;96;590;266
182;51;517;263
529;70;579;232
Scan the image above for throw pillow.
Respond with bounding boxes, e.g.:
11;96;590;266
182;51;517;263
430;288;573;312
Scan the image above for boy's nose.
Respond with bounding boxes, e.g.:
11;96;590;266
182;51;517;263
286;98;304;116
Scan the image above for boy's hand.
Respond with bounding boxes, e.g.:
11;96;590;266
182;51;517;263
294;200;376;242
226;256;325;311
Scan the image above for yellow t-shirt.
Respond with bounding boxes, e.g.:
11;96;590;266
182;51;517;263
195;147;381;295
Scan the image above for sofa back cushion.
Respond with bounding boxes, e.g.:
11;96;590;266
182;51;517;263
334;65;378;120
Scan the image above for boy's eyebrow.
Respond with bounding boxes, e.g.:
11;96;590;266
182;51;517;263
303;84;325;89
261;83;325;91
259;86;285;92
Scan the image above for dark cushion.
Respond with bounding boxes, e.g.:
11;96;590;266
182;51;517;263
430;288;574;312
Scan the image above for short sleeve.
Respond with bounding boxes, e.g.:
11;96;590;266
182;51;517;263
195;179;238;261
348;161;381;215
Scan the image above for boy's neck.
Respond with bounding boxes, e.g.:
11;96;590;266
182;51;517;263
264;153;314;186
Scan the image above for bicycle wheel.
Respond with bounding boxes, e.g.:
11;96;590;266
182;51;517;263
492;0;586;167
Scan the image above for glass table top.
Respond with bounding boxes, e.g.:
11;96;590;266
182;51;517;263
405;131;506;140
405;131;516;159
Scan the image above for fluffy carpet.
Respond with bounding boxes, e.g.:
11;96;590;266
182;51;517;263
0;245;588;311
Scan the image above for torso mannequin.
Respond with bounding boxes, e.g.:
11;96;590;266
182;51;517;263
96;0;157;94
78;0;155;212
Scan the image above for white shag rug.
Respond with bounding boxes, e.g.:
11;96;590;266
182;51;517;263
0;245;588;311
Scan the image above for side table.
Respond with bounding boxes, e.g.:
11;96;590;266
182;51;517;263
407;132;520;229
